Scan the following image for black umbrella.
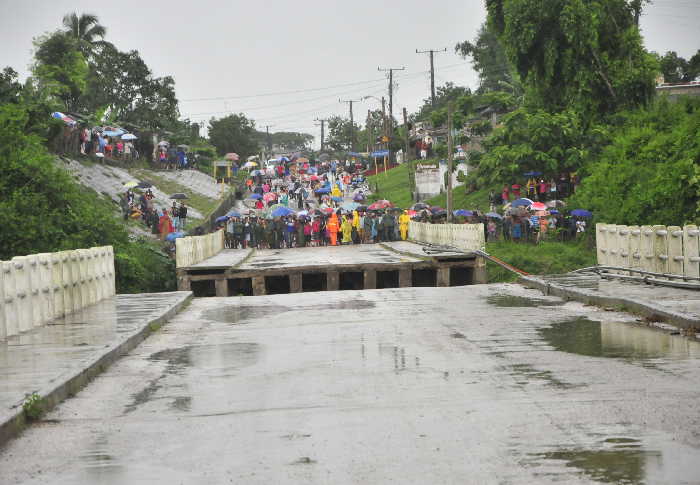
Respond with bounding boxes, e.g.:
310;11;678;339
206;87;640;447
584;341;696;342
356;205;368;212
170;193;188;200
137;181;153;189
412;202;429;210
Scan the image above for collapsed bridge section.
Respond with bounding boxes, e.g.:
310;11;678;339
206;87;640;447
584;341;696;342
177;242;486;297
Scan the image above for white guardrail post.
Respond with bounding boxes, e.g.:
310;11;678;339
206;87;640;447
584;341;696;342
176;230;225;268
684;225;699;278
0;245;116;340
406;222;484;252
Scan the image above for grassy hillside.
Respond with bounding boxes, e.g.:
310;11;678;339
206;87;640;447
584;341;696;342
366;161;415;207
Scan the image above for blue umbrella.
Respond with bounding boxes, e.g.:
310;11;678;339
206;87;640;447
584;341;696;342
103;130;124;137
215;215;229;223
315;188;330;194
485;212;503;219
571;209;592;218
248;193;263;200
331;196;343;202
271;207;295;218
453;209;473;217
511;198;534;208
523;171;542;177
250;170;264;176
549;209;560;215
342;202;360;211
165;231;186;241
226;210;241;218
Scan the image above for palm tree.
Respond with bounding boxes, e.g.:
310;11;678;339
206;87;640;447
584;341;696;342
62;12;108;57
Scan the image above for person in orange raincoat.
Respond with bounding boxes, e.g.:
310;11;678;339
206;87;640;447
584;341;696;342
159;209;174;240
327;212;339;245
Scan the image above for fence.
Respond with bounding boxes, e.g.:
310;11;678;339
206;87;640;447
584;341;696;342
596;224;700;278
408;221;485;252
175;230;225;268
0;246;115;341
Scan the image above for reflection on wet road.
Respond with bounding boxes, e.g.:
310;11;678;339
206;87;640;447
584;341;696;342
1;284;699;484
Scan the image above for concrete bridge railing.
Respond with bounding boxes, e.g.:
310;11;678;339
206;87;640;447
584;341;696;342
175;230;225;268
409;222;485;252
0;246;115;341
596;223;700;277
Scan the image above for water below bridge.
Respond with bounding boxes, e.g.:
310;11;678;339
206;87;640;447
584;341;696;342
1;284;699;484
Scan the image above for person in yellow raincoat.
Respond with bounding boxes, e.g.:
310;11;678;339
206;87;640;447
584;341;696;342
341;216;353;244
331;184;342;200
399;210;411;240
327;213;339;245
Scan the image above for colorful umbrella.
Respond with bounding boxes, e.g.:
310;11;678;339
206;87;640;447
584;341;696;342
123;181;138;189
271;207;296;218
453;209;473;217
511;198;534;208
571;209;592;217
165;231;186;241
248;193;263;200
429;206;444;214
121;133;137;140
225;153;240;161
51;111;77;126
226;210;241;218
215;215;229;223
263;192;278;202
485;212;503;219
368;200;393;210
242;161;258;168
530;202;547;211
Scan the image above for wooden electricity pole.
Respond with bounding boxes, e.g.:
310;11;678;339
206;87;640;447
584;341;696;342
446;101;455;223
416;48;446;107
403;107;414;197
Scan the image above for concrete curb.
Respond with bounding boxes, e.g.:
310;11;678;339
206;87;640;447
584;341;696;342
519;275;700;330
0;291;193;448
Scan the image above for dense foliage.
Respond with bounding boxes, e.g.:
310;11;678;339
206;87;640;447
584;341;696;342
571;98;700;225
208;113;259;158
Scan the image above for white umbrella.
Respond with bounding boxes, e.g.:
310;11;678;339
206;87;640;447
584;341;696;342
158;140;169;146
121;133;137;140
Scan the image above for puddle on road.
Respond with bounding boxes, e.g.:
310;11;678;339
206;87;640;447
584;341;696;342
148;343;260;374
509;363;579;390
539;317;700;362
203;299;375;323
487;294;563;307
530;440;660;484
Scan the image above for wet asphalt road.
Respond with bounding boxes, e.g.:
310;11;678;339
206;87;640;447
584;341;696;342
1;284;699;484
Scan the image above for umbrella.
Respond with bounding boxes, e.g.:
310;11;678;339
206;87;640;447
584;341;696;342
280;156;290;162
226;210;242;218
523;171;542;177
123;181;138;189
271;207;296;218
322;207;335;214
356;205;368;212
353;193;365;202
412;203;430;210
453;209;473;217
315;187;330;194
571;209;592;218
429;206;445;214
407;210;418;216
121;133;137;140
267;158;279;164
248;193;263;200
177;144;189;149
530;202;547;211
331;196;343;202
433;209;447;216
549;209;560;215
296;157;309;164
51;111;77;126
250;170;264;176
103;130;124;137
485;212;503;219
158;140;169;146
297;210;309;217
215;215;229;223
368;200;393;210
136;181;153;189
225;153;240;161
95;152;104;158
318;153;330;162
546;200;566;208
310;175;319;181
341;202;360;211
170;193;188;200
165;231;186;242
242;161;258;168
511;198;534;208
263;192;278;202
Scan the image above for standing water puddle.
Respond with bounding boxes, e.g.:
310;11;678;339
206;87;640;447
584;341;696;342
539;317;700;362
487;294;563;307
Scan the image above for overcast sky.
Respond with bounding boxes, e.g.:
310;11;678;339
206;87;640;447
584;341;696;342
1;0;698;146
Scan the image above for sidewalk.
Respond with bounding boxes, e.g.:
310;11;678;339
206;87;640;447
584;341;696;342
0;291;192;446
521;273;700;330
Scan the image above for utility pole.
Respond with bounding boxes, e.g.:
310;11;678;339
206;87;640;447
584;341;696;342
366;109;373;156
377;66;405;122
339;98;360;152
381;96;388;176
403;107;414;197
264;125;274;157
416;48;446;107
446;101;454;223
314;118;327;152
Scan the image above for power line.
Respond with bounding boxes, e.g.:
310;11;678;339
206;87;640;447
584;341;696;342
416;47;447;107
378;66;405;121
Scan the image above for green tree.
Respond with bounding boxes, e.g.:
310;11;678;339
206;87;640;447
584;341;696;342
208;113;259;158
658;50;700;84
262;131;315;152
0;67;22;104
62;12;109;58
325;115;359;153
31;31;88;111
456;22;518;94
414;83;472;122
486;0;658;117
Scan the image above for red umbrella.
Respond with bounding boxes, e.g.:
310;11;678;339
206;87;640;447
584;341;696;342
310;175;319;181
322;207;334;213
263;192;278;202
225;153;240;161
530;202;547;211
368;200;393;210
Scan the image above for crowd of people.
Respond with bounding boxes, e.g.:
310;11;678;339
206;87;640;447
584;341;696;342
155;142;199;170
121;189;188;240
